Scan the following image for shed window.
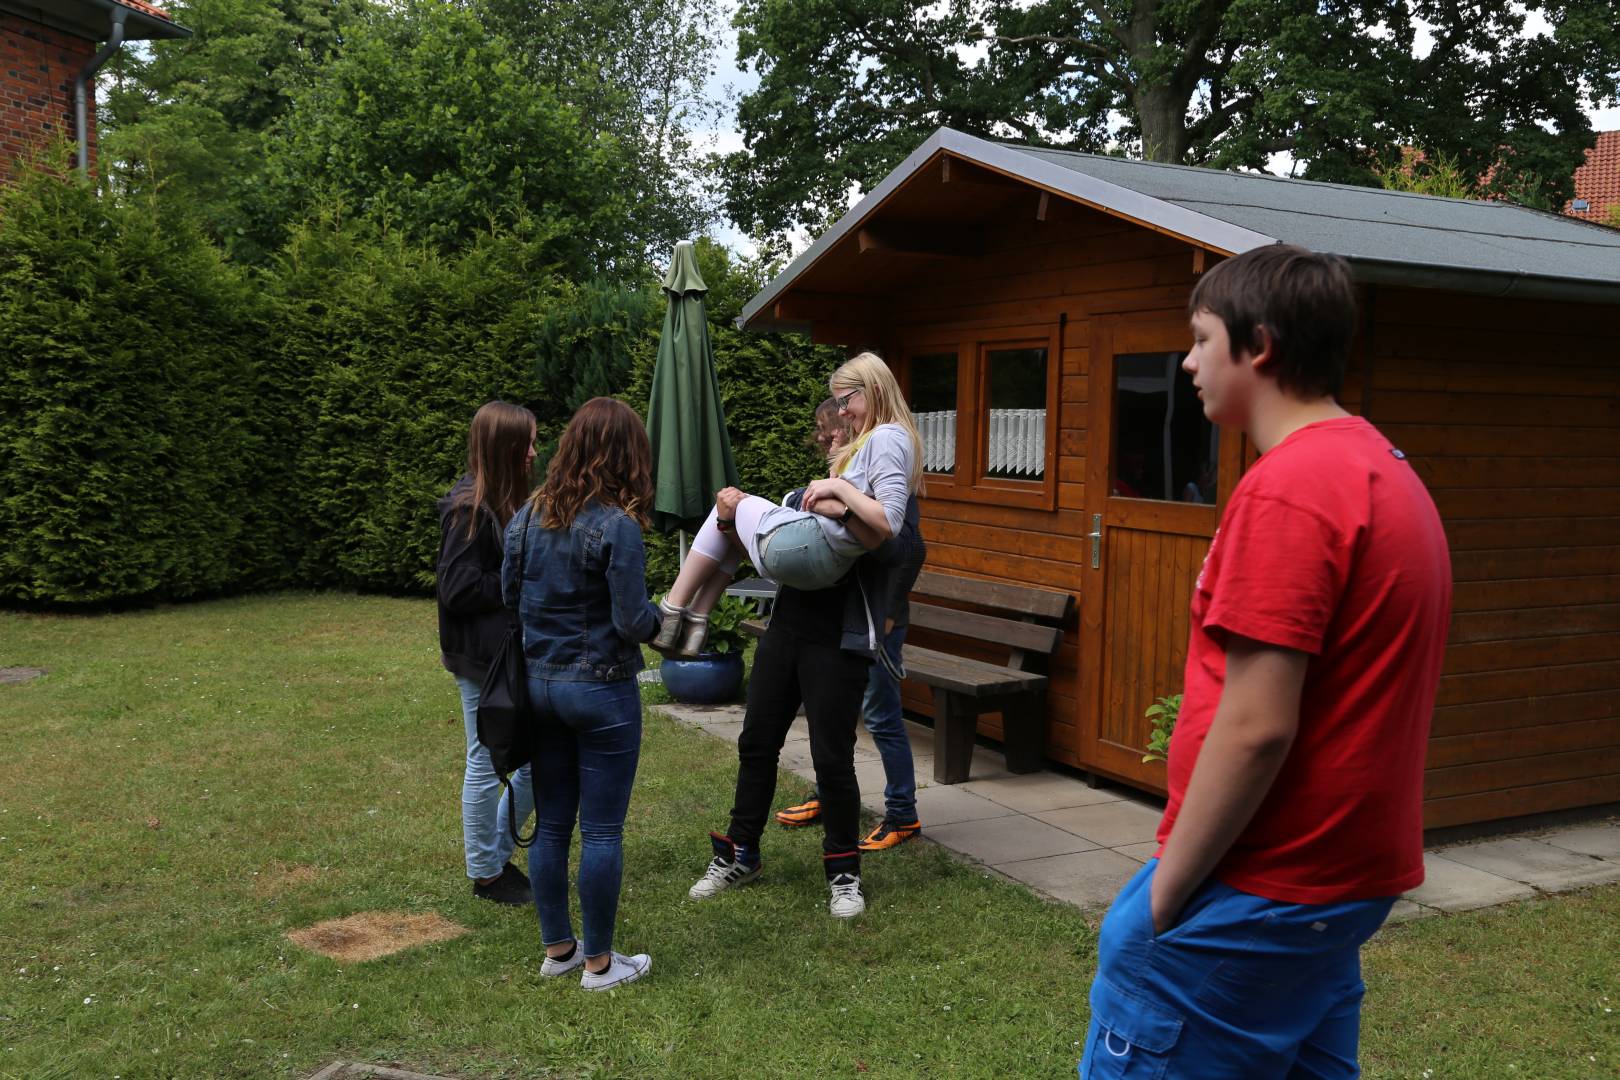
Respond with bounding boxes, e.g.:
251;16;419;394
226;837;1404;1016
1113;352;1216;503
910;352;958;476
985;346;1048;480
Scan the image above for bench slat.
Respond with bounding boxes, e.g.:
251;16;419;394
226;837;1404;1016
912;570;1072;621
902;646;1046;697
908;602;1062;656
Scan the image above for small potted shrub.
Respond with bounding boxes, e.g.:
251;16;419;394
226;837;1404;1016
660;593;751;704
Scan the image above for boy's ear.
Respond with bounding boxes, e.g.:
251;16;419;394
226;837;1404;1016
1246;324;1277;372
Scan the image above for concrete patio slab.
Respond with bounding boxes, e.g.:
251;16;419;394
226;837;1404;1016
960;771;1123;813
913;783;1017;827
1382;899;1433;926
926;814;1100;865
1113;841;1160;863
1404;853;1537;911
1034;799;1163;848
1540;822;1620;861
996;848;1144;909
1437;838;1620;891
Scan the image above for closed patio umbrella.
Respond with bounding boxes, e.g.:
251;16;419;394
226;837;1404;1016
648;241;738;540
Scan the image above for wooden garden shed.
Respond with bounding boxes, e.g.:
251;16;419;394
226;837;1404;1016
738;127;1620;831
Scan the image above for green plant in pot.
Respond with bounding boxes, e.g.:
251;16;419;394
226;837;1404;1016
660;593;752;704
1141;693;1181;764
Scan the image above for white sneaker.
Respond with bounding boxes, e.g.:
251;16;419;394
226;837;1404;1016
540;943;584;977
580;951;651;991
689;854;762;899
828;872;865;918
688;833;762;899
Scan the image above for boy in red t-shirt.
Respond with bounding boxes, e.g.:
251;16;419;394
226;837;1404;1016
1080;245;1452;1079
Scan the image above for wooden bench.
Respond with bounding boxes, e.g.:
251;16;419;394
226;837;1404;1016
740;570;1073;784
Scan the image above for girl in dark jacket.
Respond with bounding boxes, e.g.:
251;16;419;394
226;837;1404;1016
436;400;537;906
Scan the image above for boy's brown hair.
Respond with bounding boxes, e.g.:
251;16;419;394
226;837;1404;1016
1189;244;1357;400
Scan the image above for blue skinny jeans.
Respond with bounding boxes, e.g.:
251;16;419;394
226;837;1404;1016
526;675;643;959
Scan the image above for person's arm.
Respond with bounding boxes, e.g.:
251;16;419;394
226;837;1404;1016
438;509;506;615
1150;634;1306;934
500;508;528;613
605;514;662;643
803;428;913;541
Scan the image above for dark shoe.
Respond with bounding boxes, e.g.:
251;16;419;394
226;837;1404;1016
775;795;822;828
473;864;532;907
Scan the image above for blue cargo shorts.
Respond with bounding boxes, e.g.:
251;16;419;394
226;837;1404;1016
1080;859;1395;1080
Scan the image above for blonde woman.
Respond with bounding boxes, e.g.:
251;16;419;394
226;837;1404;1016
654;352;922;657
682;354;924;920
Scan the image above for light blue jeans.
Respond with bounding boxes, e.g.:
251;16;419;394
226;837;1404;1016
455;675;534;880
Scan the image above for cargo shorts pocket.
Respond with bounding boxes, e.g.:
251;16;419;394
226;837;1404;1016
1080;975;1184;1079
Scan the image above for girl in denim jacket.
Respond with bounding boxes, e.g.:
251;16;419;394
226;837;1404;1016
501;397;661;991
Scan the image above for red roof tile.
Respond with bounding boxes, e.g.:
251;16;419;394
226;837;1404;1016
1566;130;1620;224
117;1;172;19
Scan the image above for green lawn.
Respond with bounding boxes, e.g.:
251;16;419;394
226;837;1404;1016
0;594;1614;1079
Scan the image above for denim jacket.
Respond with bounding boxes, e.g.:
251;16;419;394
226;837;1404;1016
501;501;661;682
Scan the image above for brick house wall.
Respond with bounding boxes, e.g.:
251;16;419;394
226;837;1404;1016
2;13;96;176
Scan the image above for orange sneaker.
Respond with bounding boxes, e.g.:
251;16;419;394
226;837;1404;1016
858;820;921;852
774;795;822;828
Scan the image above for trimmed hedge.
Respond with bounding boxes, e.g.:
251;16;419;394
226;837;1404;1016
0;175;840;605
0;169;278;604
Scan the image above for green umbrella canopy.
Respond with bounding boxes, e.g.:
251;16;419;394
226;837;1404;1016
648;241;739;534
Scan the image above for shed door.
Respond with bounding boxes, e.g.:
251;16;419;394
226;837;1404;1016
1078;314;1243;791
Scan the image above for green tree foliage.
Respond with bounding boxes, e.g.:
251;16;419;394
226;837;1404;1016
1374;147;1478;200
0;161;283;604
725;0;1620;246
477;0;724;257
532;279;664;454
102;0;366;260
262;1;636;270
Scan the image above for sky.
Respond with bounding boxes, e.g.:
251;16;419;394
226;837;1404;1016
694;2;1620;260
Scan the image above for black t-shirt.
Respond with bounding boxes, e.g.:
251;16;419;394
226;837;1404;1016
768;570;852;647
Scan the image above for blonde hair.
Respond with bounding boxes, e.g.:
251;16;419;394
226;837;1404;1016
829;352;923;490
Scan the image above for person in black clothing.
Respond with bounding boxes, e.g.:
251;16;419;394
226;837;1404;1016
688;363;924;919
437;400;537;906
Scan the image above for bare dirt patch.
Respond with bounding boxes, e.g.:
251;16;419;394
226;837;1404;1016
0;667;46;684
287;911;468;963
255;861;320;895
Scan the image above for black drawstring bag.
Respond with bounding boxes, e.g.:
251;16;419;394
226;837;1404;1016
477;512;535;847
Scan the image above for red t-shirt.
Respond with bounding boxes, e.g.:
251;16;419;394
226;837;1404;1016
1155;416;1452;904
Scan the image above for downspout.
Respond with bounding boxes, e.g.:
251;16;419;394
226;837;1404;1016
73;5;128;178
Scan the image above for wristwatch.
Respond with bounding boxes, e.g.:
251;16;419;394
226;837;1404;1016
838;507;854;525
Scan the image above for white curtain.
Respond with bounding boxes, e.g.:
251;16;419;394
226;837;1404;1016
914;408;1044;477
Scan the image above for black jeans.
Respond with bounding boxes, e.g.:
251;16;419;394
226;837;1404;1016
727;627;871;866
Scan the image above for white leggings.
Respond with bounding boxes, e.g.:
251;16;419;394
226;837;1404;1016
688;495;781;575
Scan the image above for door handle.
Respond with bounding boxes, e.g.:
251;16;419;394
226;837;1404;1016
1088;514;1102;569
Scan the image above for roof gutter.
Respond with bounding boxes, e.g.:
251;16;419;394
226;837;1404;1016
1346;257;1620;307
73;3;127;178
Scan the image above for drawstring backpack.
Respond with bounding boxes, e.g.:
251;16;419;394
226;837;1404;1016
477;510;536;847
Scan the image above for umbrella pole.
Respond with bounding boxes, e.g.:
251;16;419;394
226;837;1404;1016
677;529;687;567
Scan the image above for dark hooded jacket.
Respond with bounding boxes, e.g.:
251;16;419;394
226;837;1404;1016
436;474;519;680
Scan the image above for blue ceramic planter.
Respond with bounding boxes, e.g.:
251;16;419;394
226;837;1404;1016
660;652;744;705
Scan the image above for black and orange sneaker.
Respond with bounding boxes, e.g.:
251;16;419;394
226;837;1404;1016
774;795;822;828
858;820;921;852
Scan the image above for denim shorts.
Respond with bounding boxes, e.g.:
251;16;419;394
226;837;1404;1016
1081;860;1395;1080
756;515;855;591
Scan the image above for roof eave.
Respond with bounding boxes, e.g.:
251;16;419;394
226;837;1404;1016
737;128;1275;333
1346;257;1620;306
0;0;192;42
